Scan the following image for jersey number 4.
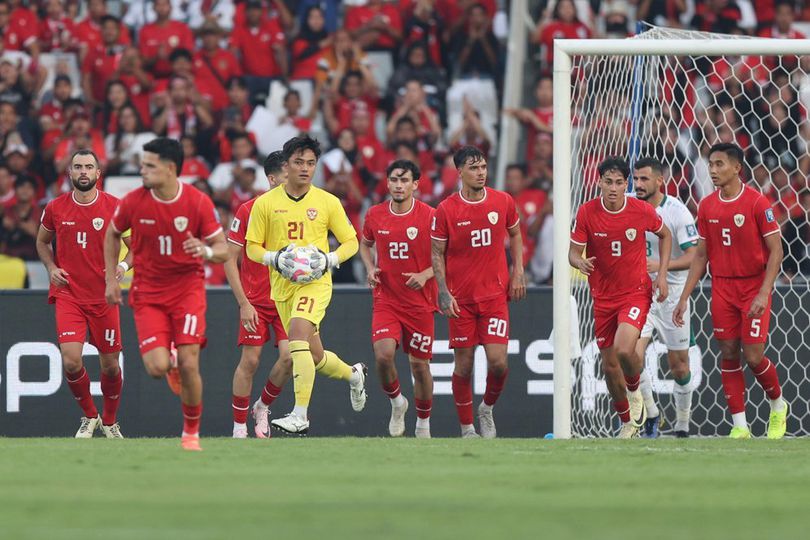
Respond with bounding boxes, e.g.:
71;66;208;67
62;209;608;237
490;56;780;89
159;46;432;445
77;231;87;249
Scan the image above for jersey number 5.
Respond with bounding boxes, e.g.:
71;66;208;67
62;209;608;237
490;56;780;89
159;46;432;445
721;228;731;246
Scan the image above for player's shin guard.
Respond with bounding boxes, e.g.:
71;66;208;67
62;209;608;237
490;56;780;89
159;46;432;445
260;380;282;407
638;370;660;418
290;340;316;407
314;350;353;381
483;369;508;406
182;402;202;436
100;370;123;425
232;395;250;424
451;373;474;425
66;367;99;418
721;358;746;414
752;357;782;401
673;373;692;431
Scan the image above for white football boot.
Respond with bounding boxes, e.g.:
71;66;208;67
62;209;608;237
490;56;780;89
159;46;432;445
75;416;100;438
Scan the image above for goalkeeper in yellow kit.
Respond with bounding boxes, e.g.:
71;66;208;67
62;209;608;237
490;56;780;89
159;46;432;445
245;135;366;434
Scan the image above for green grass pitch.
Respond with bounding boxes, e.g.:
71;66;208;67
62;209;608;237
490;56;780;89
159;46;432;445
1;438;808;540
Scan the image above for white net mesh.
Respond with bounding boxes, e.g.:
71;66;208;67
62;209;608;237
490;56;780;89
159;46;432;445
569;27;810;437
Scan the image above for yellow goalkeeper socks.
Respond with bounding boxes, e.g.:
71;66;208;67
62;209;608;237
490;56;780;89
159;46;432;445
290;340;316;408
315;350;353;381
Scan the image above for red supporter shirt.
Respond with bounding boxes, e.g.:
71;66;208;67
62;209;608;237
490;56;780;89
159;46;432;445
362;199;437;312
74;19;131;52
334;96;378;133
39;17;76;51
138;21;195;77
538;21;592;65
4;6;38;50
696;183;780;279
515;188;547;261
290;38;328;80
227;198;274;307
82;45;123;102
40;190;120;305
229;20;286;77
571;196;663;301
111;182;222;304
431;188;519;304
194;49;243;87
118;73;153;127
345;5;403;50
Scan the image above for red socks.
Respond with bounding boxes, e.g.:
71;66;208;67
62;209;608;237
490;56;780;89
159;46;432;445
65;367;98;419
182;402;202;435
483;369;508;406
415;398;432;419
721;358;746;414
614;398;630;424
100;370;123;425
232;395;250;424
260;380;282;406
624;373;640;392
382;378;401;400
752;357;782;400
451;373;474;425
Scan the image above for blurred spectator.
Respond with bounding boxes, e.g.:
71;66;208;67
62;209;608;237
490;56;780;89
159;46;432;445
229;0;287;102
345;0;403;52
4;143;42;200
315;28;368;90
534;0;592;69
75;0;131;60
0;0;41;59
105;104;156;175
448;3;499;79
401;0;444;67
0;56;36;116
99;80;131;135
208;132;265;201
138;0;195;78
232;0;294;32
601;1;631;38
781;188;810;280
39;73;72;134
81;15;128;109
180;135;211;181
0;163;13;207
151;75;215;142
505;163;549;266
160;48;228;111
637;0;688;28
763;167;801;225
296;0;342;33
448;98;492;156
278;89;314;132
227;159;265;215
387;115;437;184
290;6;333;81
53;109;107;187
322;129;366;230
39;0;77;53
691;0;742;34
123;0;237;32
0;175;40;260
205;200;232;285
351;107;386;182
527;132;553;188
115;46;154;128
386;79;441;147
505;75;553;162
323;68;379;135
757;0;805;72
387;42;447;116
194;21;242;100
0;100;34;153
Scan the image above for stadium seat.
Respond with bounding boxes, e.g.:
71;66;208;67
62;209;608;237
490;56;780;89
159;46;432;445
0;255;27;288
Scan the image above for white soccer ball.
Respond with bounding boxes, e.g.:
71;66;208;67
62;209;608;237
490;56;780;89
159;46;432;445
286;245;318;284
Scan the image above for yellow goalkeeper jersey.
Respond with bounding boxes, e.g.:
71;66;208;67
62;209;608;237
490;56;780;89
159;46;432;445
245;185;357;302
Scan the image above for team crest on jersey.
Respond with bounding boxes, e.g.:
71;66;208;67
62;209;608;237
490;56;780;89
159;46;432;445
488;212;498;225
92;217;104;231
307;208;318;221
734;214;745;227
406;227;418;240
174;216;189;232
625;228;637;241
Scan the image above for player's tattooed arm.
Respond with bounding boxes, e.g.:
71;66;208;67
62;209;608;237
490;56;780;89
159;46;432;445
568;241;594;276
749;232;784;318
431;238;459;318
36;226;69;286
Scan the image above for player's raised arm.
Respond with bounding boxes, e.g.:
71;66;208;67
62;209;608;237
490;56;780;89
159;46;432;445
653;223;672;302
749;229;783;318
673;238;708;327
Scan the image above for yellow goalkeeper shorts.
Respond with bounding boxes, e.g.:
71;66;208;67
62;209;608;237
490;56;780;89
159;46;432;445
276;281;333;331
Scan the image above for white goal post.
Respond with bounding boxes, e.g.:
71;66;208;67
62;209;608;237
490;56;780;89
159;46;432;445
552;36;810;439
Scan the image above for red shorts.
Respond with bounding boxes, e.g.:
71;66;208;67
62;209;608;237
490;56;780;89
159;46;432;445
593;291;651;350
238;303;288;347
449;296;509;349
712;275;771;344
132;285;207;354
372;304;435;360
54;297;121;354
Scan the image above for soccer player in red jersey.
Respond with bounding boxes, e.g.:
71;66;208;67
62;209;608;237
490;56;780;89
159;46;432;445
36;150;130;439
431;146;526;438
569;157;672;438
674;143;788;439
104;138;229;451
225;151;291;439
360;159;436;438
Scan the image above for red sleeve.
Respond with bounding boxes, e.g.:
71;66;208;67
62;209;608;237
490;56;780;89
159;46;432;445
119;22;132;45
112;195;131;232
570;204;588;245
696;201;707;239
138;26;151;56
344;8;361;31
198;194;223;240
269;19;285;44
361;209;375;243
645;202;664;233
229;27;242;49
506;195;519;229
41;201;55;231
227;204;248;246
181;25;194;50
387;7;402;32
431;203;448;241
754;195;780;237
81;49;94;73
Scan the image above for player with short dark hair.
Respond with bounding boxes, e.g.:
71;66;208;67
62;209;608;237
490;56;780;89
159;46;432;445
674;143;788;439
360;159;436;438
431;146;526;438
37;149;131;439
569;156;672;438
104;137;229;451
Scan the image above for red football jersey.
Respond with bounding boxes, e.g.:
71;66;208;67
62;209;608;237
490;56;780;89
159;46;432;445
41;190;120;305
363;199;437;312
431;188;519;305
138;21;195;77
571;196;663;301
696;183;780;279
111;182;222;303
227;198;273;307
229;20;286;77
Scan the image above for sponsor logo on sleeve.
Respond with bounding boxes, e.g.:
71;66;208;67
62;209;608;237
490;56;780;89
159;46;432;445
765;208;775;223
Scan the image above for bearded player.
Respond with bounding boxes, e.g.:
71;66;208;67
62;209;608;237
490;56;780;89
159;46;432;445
245;135;366;435
569;157;672;438
225;151;292;438
105;137;229;451
431;146;526;439
674;143;788;439
360;159;436;438
37;150;130;439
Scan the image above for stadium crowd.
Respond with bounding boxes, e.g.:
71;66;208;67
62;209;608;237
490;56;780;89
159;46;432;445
0;0;808;287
